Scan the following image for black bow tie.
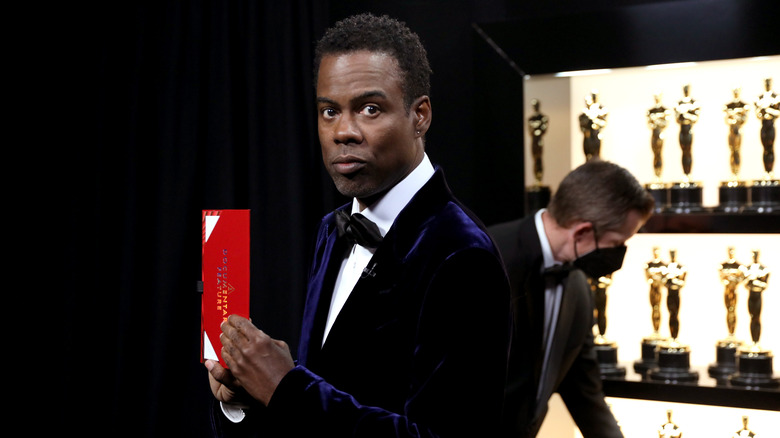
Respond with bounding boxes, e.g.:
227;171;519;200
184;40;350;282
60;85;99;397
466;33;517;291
334;210;383;249
543;263;572;281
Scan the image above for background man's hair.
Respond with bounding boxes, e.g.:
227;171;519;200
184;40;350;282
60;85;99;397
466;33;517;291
547;159;655;232
314;13;432;110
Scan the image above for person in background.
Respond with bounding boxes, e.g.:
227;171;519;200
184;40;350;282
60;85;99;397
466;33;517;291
489;159;655;438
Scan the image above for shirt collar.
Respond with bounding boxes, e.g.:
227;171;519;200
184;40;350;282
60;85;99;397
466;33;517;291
534;208;556;271
350;153;435;237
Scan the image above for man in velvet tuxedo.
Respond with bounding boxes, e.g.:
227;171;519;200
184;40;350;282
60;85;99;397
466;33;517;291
489;160;654;438
204;13;511;437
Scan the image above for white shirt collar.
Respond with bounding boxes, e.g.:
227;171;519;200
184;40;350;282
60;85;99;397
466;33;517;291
350;153;435;236
534;208;556;271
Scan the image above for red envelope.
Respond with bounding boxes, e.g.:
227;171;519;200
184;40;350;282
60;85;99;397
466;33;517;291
201;209;250;368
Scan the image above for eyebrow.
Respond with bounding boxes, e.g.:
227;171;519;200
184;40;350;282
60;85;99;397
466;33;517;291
316;90;388;107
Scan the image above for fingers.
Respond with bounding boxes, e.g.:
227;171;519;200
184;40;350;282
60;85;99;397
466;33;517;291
220;316;270;369
206;359;233;385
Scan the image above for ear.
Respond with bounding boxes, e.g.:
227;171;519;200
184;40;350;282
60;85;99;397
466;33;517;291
412;96;432;137
571;221;593;242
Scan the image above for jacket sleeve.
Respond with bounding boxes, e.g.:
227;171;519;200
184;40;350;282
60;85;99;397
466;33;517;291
557;331;623;438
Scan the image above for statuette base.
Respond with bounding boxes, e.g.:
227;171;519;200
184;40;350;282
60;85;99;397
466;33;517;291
645;182;669;213
594;339;626;379
707;340;741;382
729;349;780;389
667;181;703;213
648;343;699;383
716;181;749;213
634;334;666;377
745;179;779;213
525;184;551;213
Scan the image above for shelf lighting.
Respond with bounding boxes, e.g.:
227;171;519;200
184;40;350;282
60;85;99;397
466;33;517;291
553;68;613;77
644;62;697;70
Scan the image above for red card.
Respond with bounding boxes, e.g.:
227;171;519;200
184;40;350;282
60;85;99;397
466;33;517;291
201;209;250;368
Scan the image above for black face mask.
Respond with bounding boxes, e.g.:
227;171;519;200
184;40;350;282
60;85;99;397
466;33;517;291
572;228;627;278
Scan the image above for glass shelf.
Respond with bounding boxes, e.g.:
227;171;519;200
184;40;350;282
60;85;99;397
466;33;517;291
640;211;780;234
602;365;780;411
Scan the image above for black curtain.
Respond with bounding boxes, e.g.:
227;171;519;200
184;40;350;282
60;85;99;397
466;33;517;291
42;0;651;434
52;2;338;435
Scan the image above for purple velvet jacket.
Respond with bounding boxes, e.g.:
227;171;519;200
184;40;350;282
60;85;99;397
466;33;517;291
212;168;511;437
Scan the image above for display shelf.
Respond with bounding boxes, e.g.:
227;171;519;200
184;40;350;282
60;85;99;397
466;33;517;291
641;211;780;234
602;366;780;411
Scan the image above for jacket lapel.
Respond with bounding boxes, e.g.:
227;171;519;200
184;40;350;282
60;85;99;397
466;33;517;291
297;212;349;367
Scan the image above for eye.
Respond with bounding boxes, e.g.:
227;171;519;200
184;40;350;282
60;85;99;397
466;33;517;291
320;107;338;119
360;105;380;116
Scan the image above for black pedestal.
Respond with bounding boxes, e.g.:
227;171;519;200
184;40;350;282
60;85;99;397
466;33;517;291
707;340;740;382
668;181;704;213
645;183;669;213
647;344;699;383
595;342;626;378
746;179;779;213
526;185;551;213
634;335;666;377
729;349;780;389
716;181;749;213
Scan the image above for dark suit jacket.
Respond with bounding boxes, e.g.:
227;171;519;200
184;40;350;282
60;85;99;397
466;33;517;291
488;215;622;438
213;168;511;437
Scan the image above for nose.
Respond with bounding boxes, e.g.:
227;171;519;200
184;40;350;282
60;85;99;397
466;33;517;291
333;113;362;145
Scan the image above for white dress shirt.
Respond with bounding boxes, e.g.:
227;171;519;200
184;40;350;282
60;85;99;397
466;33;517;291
534;208;565;404
322;153;435;345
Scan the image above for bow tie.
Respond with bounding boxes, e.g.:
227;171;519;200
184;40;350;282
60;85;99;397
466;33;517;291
334;209;384;249
543;263;572;281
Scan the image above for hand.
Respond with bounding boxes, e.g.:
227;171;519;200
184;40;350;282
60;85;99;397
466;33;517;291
205;359;251;405
220;315;295;406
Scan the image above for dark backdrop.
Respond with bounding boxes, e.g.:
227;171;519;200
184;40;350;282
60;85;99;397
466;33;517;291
45;0;776;436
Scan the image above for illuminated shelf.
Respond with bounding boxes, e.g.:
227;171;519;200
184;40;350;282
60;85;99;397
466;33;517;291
640;211;780;234
602;366;780;411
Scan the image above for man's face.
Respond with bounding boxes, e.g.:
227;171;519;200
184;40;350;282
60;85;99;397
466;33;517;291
316;51;427;208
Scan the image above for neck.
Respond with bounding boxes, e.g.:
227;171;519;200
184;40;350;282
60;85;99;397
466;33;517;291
541;210;572;263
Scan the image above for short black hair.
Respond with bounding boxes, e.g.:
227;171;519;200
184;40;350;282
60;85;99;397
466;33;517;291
314;13;432;109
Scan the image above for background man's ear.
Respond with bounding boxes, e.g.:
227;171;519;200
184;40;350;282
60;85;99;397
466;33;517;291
572;221;593;241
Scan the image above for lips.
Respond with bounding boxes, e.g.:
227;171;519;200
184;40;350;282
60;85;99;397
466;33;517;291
332;155;367;175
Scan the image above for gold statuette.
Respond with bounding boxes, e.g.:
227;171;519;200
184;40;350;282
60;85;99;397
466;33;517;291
675;84;701;180
731;416;757;438
657;410;682;438
648;94;672;182
755;77;779;178
579;90;608;161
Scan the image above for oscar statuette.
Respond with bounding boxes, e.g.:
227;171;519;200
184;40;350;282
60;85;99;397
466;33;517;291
747;77;780;212
729;250;780;388
589;274;626;378
669;84;704;213
648;249;699;383
708;247;747;382
718;89;751;212
657;409;682;438
579;90;608;162
646;94;672;212
525;98;551;212
634;247;670;377
731;416;757;438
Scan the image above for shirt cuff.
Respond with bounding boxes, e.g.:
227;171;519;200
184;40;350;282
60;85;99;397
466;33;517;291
220;401;247;423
